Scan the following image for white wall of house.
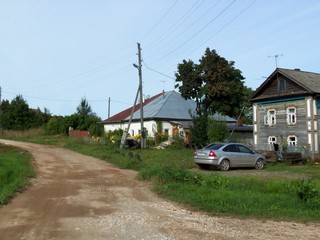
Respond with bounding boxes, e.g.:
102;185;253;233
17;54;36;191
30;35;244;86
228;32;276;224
103;120;179;138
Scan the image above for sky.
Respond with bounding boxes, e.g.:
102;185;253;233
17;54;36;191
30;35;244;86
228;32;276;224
1;0;320;120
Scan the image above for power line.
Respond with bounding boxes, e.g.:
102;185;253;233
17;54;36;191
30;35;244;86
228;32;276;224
153;0;237;63
146;0;222;57
2;90;132;105
141;0;179;41
144;0;205;51
189;0;257;54
142;60;175;80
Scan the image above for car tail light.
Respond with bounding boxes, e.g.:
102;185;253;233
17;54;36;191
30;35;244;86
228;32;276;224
194;149;197;156
209;150;217;157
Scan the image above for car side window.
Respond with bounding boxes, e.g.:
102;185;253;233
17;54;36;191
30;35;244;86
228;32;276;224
223;144;238;152
238;145;252;154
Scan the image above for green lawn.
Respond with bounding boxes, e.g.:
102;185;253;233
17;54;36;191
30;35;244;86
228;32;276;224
0;144;35;204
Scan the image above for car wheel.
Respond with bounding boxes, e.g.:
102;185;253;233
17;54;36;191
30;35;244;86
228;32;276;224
255;159;264;170
197;164;210;170
219;159;230;171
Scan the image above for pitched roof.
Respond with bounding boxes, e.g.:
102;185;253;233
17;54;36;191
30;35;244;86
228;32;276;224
277;68;320;92
102;91;196;123
250;68;320;102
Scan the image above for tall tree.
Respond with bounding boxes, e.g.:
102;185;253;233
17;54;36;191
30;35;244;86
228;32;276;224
77;97;92;116
175;60;205;116
74;97;101;132
175;48;246;119
8;95;31;130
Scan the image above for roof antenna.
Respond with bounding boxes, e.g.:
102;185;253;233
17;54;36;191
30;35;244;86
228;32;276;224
268;54;283;68
161;80;166;97
161;80;166;91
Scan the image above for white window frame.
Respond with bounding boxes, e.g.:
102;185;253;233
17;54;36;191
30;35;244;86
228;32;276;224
264;109;276;126
268;136;277;145
287;135;298;146
287;107;297;125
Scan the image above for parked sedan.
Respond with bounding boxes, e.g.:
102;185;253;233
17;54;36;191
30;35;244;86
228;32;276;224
194;143;266;171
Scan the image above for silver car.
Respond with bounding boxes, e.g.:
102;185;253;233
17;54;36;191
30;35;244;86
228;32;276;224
194;143;266;171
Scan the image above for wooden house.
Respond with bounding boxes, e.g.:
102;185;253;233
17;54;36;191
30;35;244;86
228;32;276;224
250;68;320;160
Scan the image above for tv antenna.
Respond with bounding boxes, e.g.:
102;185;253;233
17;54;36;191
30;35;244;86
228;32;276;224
161;80;166;90
268;54;283;68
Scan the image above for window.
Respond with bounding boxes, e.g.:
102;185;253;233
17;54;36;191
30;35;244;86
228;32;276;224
279;79;286;91
223;144;239;152
287;135;297;146
287;107;297;125
268;136;277;145
264;109;276;126
238;145;253;154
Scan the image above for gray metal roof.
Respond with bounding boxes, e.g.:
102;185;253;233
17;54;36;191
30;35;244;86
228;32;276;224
128;91;196;121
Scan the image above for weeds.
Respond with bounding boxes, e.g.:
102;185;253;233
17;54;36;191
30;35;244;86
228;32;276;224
287;179;320;202
0;144;34;204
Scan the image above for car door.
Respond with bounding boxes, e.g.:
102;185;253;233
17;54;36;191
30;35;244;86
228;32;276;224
222;144;241;167
237;144;256;166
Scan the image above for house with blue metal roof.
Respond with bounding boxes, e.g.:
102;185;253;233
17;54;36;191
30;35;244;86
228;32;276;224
101;91;196;142
102;90;253;145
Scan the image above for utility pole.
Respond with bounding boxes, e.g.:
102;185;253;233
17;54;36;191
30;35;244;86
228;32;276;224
120;86;140;149
0;87;2;134
137;42;146;149
108;97;110;119
268;54;283;68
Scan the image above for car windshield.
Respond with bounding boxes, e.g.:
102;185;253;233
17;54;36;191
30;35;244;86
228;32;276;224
204;143;224;150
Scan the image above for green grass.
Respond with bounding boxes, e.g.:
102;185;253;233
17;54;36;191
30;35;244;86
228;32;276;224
3;133;320;222
266;162;320;179
0;144;35;204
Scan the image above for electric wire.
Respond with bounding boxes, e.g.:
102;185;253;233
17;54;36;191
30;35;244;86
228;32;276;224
2;89;131;105
142;60;175;80
140;0;179;41
152;0;237;63
145;0;222;57
144;0;205;51
189;0;257;54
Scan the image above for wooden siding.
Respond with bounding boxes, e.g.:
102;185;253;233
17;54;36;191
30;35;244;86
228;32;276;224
255;98;308;149
253;75;309;101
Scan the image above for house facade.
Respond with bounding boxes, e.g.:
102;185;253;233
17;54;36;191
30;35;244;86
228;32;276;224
250;68;320;160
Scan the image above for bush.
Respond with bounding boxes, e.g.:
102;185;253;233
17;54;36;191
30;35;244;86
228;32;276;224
287;179;319;202
190;115;208;148
208;117;228;142
140;166;203;185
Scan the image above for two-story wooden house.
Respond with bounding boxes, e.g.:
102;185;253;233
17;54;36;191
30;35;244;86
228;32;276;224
250;68;320;160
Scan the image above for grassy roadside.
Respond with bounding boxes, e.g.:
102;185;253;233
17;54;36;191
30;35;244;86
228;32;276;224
2;134;320;222
0;144;35;204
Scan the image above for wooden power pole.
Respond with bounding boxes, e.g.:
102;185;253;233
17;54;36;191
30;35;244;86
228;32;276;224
137;42;146;149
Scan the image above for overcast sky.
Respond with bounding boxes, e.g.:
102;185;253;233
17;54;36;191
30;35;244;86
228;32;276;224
1;0;319;119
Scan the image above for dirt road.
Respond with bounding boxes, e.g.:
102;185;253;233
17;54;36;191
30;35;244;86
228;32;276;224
0;140;319;240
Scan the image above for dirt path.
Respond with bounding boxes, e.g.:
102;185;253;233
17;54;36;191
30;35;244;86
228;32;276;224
0;140;319;240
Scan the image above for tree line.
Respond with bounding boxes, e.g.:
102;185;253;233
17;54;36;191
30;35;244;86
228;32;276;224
0;95;103;136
